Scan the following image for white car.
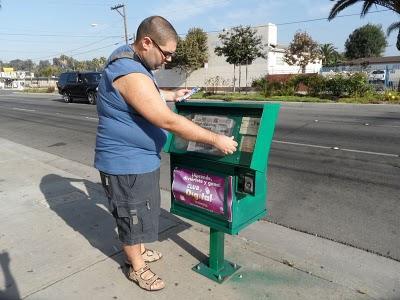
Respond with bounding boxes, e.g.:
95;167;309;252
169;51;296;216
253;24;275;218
368;70;386;81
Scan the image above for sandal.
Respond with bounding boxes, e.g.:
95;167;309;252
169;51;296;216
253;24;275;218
127;264;165;291
125;248;163;265
142;249;163;262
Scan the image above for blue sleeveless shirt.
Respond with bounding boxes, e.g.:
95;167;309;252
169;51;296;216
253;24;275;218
94;44;167;175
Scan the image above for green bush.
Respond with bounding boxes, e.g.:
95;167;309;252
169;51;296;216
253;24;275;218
324;74;349;98
323;72;372;99
346;73;372;97
252;72;376;100
251;77;268;95
383;91;400;103
290;74;325;97
277;81;295;96
24;87;56;93
251;77;294;97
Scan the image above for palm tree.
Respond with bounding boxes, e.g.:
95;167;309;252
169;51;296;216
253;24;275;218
328;0;400;51
320;43;339;65
387;21;400;50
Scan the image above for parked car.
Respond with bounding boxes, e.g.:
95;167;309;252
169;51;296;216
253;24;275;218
368;70;386;82
57;71;102;104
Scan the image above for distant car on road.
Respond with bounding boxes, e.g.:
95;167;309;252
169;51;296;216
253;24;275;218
57;71;102;104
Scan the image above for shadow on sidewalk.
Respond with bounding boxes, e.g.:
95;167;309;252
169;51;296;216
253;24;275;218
159;208;208;263
39;174;205;266
39;174;124;265
0;251;21;300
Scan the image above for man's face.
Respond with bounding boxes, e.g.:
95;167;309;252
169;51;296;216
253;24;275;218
144;37;176;70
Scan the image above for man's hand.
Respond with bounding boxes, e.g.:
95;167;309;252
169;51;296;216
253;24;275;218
160;88;191;102
213;134;238;155
171;89;191;102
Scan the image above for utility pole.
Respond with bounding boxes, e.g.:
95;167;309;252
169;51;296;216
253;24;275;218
111;3;128;44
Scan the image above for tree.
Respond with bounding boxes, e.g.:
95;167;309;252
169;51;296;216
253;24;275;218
283;31;321;73
40;66;59;78
90;57;105;71
168;28;208;87
328;0;400;51
8;59;35;71
320;43;343;66
98;56;107;67
320;43;337;66
38;60;51;69
24;59;34;71
35;60;51;77
215;25;265;92
344;24;387;59
53;55;77;70
387;20;400;50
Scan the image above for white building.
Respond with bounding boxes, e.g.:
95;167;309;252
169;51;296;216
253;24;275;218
0;68;33;80
0;67;35;89
155;23;322;89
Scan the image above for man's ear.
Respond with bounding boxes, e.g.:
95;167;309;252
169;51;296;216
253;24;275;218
142;37;152;51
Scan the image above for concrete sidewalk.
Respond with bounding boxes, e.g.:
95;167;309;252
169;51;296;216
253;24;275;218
0;138;398;300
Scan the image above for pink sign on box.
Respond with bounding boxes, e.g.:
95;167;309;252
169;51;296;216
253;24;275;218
172;167;233;221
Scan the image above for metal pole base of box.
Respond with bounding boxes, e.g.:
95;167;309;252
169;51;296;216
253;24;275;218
192;228;241;283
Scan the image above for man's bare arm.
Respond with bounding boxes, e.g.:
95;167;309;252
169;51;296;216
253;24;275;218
113;73;237;154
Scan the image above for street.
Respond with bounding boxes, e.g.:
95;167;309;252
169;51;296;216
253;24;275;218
0;90;399;261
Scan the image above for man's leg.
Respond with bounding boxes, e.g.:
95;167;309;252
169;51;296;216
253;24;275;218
100;171;164;290
124;244;165;290
124;243;145;264
126;243;162;264
124;244;145;270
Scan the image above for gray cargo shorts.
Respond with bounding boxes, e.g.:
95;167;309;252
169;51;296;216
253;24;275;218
99;169;161;245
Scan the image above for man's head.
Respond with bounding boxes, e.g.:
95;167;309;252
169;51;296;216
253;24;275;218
134;16;178;70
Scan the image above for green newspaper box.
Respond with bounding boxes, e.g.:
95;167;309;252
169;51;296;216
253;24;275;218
164;101;279;282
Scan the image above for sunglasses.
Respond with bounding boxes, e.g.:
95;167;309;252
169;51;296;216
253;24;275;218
149;37;176;59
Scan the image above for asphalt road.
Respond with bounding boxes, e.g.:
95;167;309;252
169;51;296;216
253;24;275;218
0;90;399;261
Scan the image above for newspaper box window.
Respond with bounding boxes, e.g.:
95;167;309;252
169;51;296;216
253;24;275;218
164;101;280;283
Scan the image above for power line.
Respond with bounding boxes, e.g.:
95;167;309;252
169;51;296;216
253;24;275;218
148;0;231;17
71;41;123;57
2;7;393;63
0;32;120;38
275;9;390;26
1;7;391;39
33;0;115;7
65;37;117;54
188;9;391;35
31;38;123;61
0;19;126;43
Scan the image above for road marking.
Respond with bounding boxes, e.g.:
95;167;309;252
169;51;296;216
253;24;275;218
339;148;399;158
13;107;36;112
273;140;399;158
4;106;399;158
8;106;98;121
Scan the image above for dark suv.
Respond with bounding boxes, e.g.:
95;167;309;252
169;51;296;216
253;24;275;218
57;71;102;105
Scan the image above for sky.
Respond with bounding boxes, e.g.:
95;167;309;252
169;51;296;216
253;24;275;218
0;0;398;63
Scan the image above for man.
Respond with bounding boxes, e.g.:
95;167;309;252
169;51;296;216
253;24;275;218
95;16;237;291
